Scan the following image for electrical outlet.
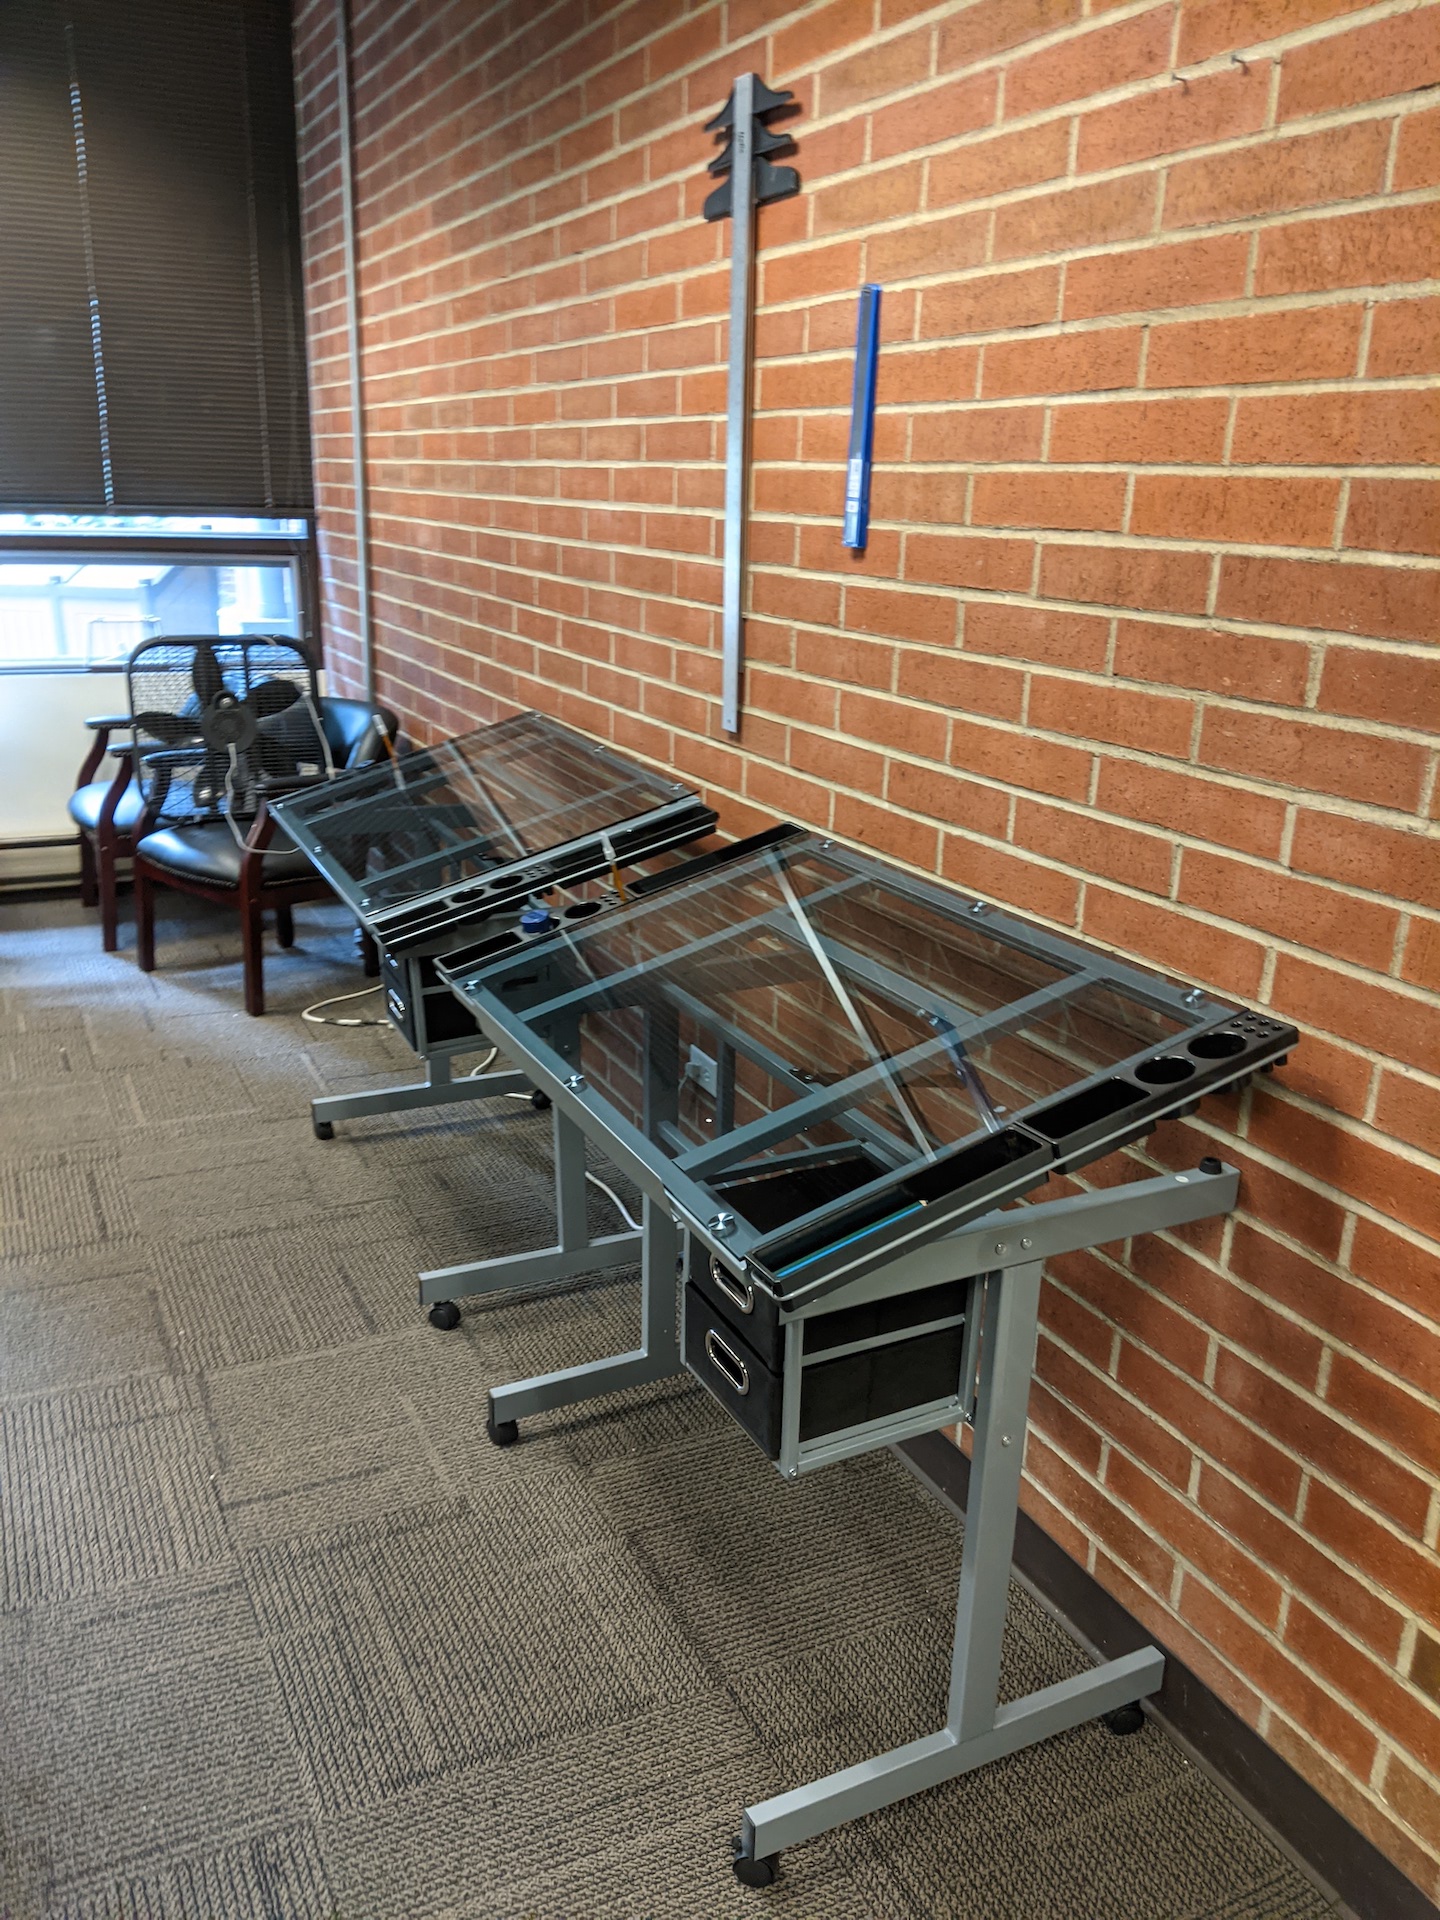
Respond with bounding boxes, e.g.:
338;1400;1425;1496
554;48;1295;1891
685;1045;718;1099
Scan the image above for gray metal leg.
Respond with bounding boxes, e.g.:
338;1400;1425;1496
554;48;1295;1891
419;1105;642;1304
485;1197;680;1426
312;1048;532;1129
739;1259;1164;1865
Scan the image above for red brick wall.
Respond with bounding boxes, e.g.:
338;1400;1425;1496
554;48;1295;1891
291;0;1440;1891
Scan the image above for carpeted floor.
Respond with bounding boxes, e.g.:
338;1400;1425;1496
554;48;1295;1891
0;891;1340;1920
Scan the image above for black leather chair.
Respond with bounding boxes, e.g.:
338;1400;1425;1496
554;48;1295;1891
70;717;145;951
133;696;400;1015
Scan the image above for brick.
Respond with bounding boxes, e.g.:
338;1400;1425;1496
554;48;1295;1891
838;689;949;761
1123;1343;1305;1510
1345;480;1440;560
1164;120;1390;230
922;266;1061;338
1395;102;1440;192
886;759;1012;837
1187;1579;1383;1778
795;628;896;690
1257;201;1440;298
1275;952;1440;1077
894;648;1024;718
1204;705;1427;810
1232;389;1440;467
1179;846;1400;970
930;119;1072;208
1040;542;1212;616
1048;395;1230;465
1307;1480;1440;1641
832;792;941;867
910;405;1046;464
1005;6;1172;118
1082;886;1267;999
1108;1451;1285;1626
870;71;998;162
982;327;1143;400
906;530;1036;593
1289;1602;1440;1775
1112;619;1310;706
937;0;1083;69
1013;798;1173;893
1028;675;1195;757
993;174;1157;264
1291;811;1440;912
973;468;1129;533
964;602;1110;671
1402;916;1440;995
950;713;1093;800
811;158;923;238
941;833;1082;924
1132;473;1340;548
1216;554;1440;647
787;728;885;795
1374;1070;1440;1161
814;23;931;115
1063;234;1249;322
1249;1096;1440;1244
761;239;863;306
866;208;990;284
1079;61;1269;172
1094;756;1287;860
845;584;958;648
1146;304;1364;390
875;346;981;406
1177;0;1371;66
1327;1350;1440;1474
1279;8;1440;120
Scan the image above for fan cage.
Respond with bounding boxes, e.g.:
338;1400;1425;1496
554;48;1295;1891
126;636;324;828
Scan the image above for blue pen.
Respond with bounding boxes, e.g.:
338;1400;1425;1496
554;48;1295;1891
843;283;881;550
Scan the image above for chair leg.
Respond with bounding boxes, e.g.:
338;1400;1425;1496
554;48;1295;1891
275;903;295;948
134;863;157;973
98;844;120;953
77;833;98;908
360;928;380;978
241;900;266;1016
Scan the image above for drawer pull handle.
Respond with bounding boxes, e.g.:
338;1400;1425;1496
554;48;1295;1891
704;1329;749;1396
710;1256;754;1314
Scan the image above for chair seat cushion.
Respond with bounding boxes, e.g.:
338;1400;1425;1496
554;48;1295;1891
135;822;316;889
68;779;144;835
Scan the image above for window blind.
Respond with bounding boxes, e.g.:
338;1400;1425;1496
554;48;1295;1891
0;0;313;514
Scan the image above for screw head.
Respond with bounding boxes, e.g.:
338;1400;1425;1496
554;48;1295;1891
564;1073;585;1092
994;1241;1007;1256
710;1211;736;1240
1020;1236;1033;1250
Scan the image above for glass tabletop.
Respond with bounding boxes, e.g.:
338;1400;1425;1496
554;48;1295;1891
451;833;1220;1262
272;711;692;916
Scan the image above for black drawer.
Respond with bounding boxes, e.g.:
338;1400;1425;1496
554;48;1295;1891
688;1238;971;1376
684;1284;970;1463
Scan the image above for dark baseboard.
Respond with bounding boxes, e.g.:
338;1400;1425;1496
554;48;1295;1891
899;1429;1438;1920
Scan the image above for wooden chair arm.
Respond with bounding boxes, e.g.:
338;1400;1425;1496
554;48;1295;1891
77;716;130;789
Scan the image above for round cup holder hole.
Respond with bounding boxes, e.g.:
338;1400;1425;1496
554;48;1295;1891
563;901;603;921
1135;1055;1198;1086
1189;1030;1247;1060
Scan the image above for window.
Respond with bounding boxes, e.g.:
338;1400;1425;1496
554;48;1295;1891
0;512;309;670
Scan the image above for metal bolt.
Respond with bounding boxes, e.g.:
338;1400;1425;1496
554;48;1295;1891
1020;1236;1032;1250
564;1073;585;1092
1184;988;1205;1007
1001;1434;1012;1447
710;1211;736;1239
994;1241;1007;1255
787;1466;798;1480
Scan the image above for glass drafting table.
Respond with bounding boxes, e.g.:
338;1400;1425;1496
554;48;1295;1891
438;828;1298;1886
269;711;716;1142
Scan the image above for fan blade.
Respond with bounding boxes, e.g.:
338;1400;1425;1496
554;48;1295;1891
133;710;201;745
191;643;224;707
250;678;301;716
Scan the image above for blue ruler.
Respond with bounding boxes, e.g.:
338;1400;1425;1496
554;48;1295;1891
843;283;881;550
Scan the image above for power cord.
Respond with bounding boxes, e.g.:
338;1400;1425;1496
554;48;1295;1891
500;1090;642;1229
301;984;388;1027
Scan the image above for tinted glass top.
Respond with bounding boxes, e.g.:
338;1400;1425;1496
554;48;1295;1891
449;833;1220;1265
273;711;691;915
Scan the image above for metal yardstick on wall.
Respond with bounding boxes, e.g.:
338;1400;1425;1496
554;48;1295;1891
703;75;800;734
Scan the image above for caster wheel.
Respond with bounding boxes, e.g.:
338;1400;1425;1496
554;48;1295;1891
427;1301;461;1331
530;1089;551;1111
731;1838;778;1888
1103;1703;1146;1737
486;1406;519;1448
313;1119;335;1141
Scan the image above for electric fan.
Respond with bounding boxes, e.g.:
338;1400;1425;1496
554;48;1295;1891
127;636;331;832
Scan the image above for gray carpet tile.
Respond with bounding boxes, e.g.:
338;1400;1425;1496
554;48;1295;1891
0;894;1341;1919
